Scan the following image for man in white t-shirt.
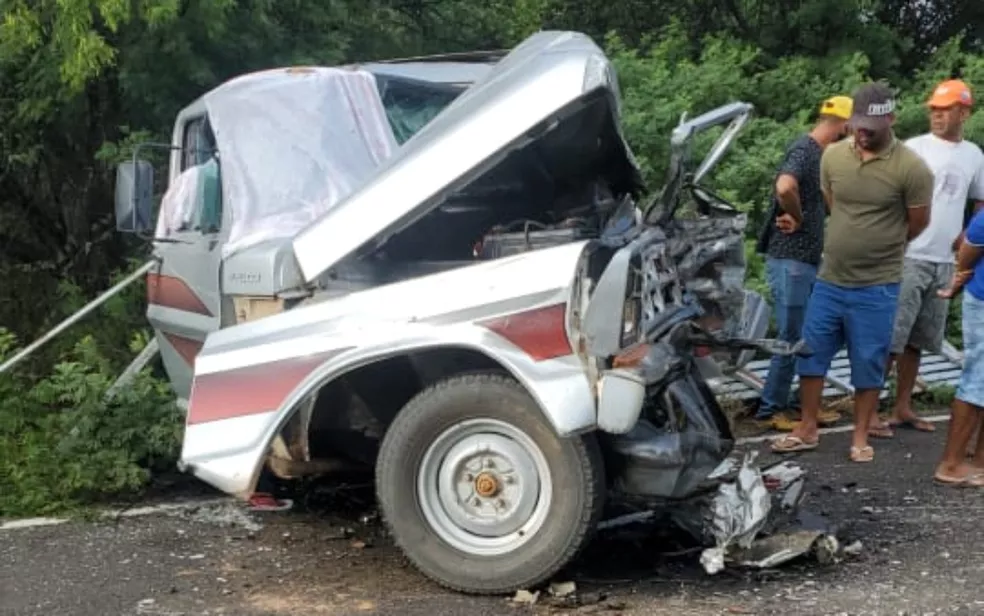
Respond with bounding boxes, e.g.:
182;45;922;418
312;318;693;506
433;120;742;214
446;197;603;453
876;79;984;436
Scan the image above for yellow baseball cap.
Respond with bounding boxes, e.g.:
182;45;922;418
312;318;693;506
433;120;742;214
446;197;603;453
819;95;853;120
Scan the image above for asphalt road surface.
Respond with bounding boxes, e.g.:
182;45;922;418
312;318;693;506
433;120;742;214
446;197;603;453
4;424;984;616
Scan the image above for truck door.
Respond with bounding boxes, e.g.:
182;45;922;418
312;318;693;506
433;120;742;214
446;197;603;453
146;112;225;406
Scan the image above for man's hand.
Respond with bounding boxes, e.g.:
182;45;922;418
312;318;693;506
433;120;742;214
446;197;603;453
938;269;974;299
776;213;801;235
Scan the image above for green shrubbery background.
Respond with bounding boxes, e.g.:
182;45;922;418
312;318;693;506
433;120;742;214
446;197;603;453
2;1;983;516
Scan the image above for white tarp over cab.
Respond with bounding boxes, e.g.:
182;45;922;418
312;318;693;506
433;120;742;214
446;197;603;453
203;67;399;258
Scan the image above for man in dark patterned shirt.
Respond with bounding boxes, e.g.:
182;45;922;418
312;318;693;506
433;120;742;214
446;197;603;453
754;96;852;428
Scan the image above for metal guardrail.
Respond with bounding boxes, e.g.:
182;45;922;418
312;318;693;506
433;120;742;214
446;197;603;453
711;344;964;402
105;337;160;400
0;260;158;376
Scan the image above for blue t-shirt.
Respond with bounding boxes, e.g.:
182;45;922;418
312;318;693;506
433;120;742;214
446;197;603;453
965;210;984;301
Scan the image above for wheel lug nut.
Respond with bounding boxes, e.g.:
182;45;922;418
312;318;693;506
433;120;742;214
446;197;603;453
472;498;481;507
496;499;506;508
465;473;474;481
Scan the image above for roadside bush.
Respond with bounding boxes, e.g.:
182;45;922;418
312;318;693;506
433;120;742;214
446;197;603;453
0;328;181;518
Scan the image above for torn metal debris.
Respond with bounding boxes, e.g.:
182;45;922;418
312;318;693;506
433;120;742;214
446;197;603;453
694;451;846;574
598;450;852;576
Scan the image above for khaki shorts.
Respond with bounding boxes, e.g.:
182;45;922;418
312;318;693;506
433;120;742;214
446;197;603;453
890;257;953;355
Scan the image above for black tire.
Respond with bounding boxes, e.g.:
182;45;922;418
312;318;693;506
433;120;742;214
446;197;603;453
375;372;605;594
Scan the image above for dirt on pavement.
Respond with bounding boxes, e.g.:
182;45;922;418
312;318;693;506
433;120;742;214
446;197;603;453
4;425;984;616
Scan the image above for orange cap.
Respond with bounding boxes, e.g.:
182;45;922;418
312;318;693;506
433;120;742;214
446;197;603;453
927;79;973;108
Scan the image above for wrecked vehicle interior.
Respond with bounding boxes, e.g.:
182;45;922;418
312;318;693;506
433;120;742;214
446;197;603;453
114;30;831;597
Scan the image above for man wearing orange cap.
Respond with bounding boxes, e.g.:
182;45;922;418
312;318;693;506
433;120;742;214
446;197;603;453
754;95;852;430
878;79;984;439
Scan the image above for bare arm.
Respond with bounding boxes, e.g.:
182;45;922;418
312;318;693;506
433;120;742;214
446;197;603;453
956;239;984;272
773;141;814;226
953;201;984;252
820;146;833;215
906;205;930;241
903;155;934;242
940;209;984;298
775;174;803;222
776;173;803;223
940;230;984;298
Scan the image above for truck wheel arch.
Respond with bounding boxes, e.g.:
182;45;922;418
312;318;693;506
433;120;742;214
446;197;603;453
244;342;598;491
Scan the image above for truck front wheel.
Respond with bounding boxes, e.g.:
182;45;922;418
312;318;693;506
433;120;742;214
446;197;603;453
375;373;605;594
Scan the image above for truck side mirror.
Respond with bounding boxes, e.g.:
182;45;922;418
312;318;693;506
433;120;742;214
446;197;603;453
115;159;155;233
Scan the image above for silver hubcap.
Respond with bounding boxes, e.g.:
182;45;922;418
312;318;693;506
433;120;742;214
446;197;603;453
417;418;552;557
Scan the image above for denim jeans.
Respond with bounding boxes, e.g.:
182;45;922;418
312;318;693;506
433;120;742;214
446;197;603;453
796;280;900;389
757;258;818;419
956;293;984;407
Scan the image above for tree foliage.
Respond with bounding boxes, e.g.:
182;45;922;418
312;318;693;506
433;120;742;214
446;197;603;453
2;0;984;515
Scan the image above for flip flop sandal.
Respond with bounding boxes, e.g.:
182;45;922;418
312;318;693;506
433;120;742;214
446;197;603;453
867;424;894;439
771;414;800;432
850;446;874;463
771;435;819;453
771;412;839;432
935;473;966;486
889;418;936;433
934;472;984;488
965;474;984;487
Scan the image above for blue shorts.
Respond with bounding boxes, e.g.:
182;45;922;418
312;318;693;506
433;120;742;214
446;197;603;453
957;293;984;408
796;279;900;390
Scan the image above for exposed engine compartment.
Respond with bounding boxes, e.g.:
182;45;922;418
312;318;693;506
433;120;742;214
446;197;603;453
314;92;640;295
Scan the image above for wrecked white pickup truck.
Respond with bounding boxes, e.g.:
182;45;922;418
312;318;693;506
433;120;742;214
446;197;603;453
113;30;807;594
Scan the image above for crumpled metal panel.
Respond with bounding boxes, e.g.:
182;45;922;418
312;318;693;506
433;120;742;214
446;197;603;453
699;450;778;573
688;451;844;575
665;213;749;340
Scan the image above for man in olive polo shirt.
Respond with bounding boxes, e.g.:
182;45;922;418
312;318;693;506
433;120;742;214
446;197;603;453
753;95;852;431
772;82;933;462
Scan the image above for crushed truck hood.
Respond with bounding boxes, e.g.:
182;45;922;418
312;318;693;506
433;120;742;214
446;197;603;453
290;30;643;283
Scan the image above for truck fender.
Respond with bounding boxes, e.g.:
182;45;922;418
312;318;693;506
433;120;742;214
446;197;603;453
183;326;597;497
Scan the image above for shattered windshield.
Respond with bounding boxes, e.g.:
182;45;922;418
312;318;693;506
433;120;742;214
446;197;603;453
373;75;466;144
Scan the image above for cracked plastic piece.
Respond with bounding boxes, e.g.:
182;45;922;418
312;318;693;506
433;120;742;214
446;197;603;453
596;368;646;434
